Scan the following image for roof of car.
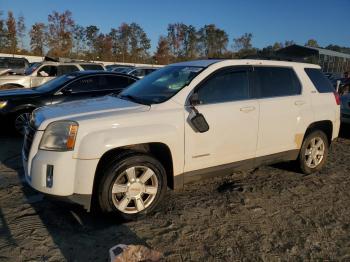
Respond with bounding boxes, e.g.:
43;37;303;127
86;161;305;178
67;70;139;79
171;59;224;67
39;61;104;66
170;59;320;69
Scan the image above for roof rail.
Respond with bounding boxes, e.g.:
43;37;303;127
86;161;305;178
242;54;305;63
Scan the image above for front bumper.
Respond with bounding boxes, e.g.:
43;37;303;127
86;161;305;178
23;131;99;210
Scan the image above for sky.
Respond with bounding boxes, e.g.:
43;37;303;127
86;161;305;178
1;0;349;52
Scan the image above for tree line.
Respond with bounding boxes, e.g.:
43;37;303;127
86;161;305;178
0;10;348;64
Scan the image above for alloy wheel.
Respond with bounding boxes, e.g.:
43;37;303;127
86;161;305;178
14;112;31;135
111;166;158;214
304;137;325;168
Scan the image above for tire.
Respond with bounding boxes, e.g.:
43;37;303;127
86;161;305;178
97;152;167;220
298;130;329;174
13;111;32;136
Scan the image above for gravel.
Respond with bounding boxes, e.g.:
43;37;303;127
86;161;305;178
1;126;350;261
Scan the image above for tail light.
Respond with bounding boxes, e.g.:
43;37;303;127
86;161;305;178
333;91;340;105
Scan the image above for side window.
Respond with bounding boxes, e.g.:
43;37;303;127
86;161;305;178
254;67;301;98
37;66;57;77
57;65;79;76
131;69;145;77
66;76;99;93
197;68;250;104
79;64;104;70
105;75;135;91
304;68;334;93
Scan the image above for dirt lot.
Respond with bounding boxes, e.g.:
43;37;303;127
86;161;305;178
1;127;350;262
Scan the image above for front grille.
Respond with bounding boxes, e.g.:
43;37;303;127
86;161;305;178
23;124;36;160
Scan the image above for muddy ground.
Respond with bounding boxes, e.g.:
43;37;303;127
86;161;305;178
1;126;350;262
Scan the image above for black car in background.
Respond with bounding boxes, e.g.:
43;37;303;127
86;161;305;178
0;71;138;134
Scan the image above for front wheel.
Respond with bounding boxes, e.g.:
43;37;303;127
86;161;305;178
13;111;32;135
97;153;167;220
298;130;329;174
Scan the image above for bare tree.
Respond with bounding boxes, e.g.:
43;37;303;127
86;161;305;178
46;10;75;57
198;24;228;58
154;36;171;64
6;11;17;55
30;22;47;56
16;14;25;50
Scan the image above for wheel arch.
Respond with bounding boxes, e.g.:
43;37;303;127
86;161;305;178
91;142;174;206
303;120;333;145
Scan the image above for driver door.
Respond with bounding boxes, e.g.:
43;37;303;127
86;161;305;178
184;66;259;173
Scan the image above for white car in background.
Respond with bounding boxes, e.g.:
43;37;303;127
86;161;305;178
0;62;105;89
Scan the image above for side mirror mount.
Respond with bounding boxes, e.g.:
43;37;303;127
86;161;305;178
189;93;201;106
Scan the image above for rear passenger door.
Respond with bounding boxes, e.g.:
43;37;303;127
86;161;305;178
253;66;311;157
52;75;102;104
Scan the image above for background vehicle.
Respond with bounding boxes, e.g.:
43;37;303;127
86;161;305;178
0;71;137;134
106;64;134;71
0;62;105;90
112;66;135;73
341;94;350;124
23;59;340;220
0;57;29;75
126;67;158;78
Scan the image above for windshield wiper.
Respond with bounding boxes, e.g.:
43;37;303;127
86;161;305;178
118;94;150;105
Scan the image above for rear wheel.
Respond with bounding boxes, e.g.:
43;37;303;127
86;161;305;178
97;153;167;220
298;130;329;174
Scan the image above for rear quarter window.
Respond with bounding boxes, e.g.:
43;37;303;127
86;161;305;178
304;68;335;93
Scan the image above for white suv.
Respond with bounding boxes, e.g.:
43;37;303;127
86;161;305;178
23;59;340;219
0;62;105;89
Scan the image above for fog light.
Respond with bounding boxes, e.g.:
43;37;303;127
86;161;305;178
46;165;54;188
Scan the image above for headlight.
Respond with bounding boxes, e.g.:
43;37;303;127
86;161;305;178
0;101;7;109
39;121;79;151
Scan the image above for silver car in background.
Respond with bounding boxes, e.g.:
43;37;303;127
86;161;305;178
0;62;105;89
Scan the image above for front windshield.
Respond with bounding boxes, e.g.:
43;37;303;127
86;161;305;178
34;74;77;92
120;65;203;104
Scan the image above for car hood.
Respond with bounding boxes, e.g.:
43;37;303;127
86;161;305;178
0;88;39;98
33;95;150;130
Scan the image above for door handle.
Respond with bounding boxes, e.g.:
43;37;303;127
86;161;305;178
240;106;256;112
294;100;306;106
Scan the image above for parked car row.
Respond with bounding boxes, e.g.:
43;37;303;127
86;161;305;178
106;64;159;78
12;58;340;220
0;61;105;89
0;59;160;90
0;71;138;134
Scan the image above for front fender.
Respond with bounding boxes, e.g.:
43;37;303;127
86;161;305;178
74;123;185;176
